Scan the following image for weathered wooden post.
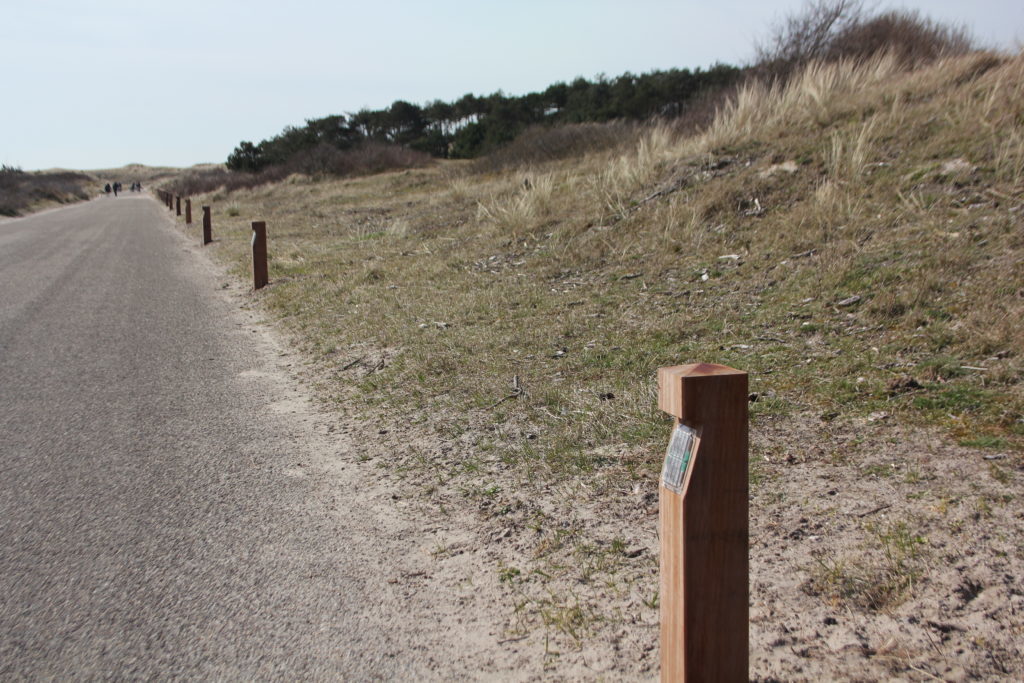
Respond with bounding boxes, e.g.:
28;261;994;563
658;363;748;682
185;198;192;224
202;206;212;245
175;196;181;216
251;221;268;290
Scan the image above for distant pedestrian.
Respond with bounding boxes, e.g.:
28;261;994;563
113;182;119;197
104;183;111;194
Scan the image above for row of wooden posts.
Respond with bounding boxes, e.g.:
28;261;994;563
154;190;268;290
151;190;749;682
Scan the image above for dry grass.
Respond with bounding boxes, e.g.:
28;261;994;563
172;52;1024;670
0;167;93;216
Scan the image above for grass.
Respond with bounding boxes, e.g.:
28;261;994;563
808;520;929;610
167;51;1024;648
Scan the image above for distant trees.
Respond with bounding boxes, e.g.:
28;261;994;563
226;141;262;172
225;64;743;172
223;3;978;178
227;115;362;172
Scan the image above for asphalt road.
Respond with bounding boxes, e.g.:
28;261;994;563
0;197;428;678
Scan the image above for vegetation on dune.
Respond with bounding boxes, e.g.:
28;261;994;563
161;0;979;201
0;165;93;217
167;142;433;197
754;0;973;79
164;3;1023;677
224;64;741;174
204;48;1023;467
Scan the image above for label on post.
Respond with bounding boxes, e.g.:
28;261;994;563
662;423;698;493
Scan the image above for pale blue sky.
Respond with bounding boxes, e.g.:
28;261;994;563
1;0;1021;170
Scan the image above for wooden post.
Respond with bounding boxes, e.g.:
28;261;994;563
175;196;181;216
185;198;192;224
202;206;212;245
658;363;748;682
251;221;268;290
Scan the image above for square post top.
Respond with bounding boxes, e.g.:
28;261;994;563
658;363;747;422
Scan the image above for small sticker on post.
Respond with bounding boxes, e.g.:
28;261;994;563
662;423;697;493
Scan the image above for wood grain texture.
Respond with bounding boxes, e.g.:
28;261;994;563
659;364;748;682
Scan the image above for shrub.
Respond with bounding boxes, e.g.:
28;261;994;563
165;142;431;197
286;141;431;177
755;1;974;80
828;9;973;65
0;166;91;216
166;166;289;196
469;122;642;173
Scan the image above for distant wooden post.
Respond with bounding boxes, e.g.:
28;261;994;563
175;196;181;216
185;198;192;224
202;206;212;245
251;221;268;290
657;363;748;682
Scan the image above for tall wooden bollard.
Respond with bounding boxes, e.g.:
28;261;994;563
657;363;748;682
175;196;181;216
185;198;192;224
251;221;268;290
202;206;212;245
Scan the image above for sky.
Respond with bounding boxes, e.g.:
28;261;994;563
1;0;1021;171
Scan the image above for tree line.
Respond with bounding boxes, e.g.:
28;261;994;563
226;65;741;172
226;3;974;176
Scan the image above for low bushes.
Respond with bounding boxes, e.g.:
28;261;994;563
0;165;92;216
165;141;432;196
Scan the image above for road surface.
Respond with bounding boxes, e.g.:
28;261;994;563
0;196;447;678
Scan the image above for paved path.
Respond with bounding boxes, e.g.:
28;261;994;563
0;197;439;678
